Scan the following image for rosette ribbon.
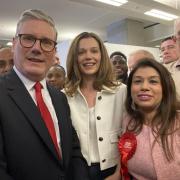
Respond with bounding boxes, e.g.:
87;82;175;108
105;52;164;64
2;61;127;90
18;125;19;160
118;132;137;180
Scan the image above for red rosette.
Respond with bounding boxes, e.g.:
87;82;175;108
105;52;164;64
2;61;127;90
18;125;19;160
118;132;137;180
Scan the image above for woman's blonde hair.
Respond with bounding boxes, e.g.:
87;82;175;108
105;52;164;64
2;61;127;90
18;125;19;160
65;32;117;96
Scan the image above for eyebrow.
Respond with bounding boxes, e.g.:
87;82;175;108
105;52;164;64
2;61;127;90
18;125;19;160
133;75;160;78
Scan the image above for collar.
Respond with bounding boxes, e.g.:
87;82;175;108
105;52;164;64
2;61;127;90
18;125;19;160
77;82;122;95
175;59;180;68
13;66;47;91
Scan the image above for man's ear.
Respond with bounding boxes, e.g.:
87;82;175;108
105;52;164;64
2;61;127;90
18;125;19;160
12;37;17;53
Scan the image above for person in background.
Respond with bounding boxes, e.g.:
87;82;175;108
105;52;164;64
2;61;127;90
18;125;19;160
53;52;61;65
46;65;66;90
128;49;155;72
110;51;128;84
165;18;180;100
160;36;179;64
0;47;13;75
0;9;89;180
119;58;180;180
64;32;126;180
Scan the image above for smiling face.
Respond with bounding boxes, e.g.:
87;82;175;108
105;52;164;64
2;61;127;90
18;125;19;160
131;66;162;113
12;19;56;81
111;55;128;80
77;37;101;79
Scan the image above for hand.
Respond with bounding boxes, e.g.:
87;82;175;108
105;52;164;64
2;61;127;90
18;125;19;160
104;170;121;180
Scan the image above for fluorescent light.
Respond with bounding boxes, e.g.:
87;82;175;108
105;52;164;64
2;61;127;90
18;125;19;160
144;9;178;21
6;42;12;46
95;0;128;7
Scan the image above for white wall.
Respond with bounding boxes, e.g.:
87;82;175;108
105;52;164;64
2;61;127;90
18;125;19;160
56;40;72;72
105;42;160;62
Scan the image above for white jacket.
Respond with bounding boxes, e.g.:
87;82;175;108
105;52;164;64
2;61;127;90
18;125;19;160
65;84;126;170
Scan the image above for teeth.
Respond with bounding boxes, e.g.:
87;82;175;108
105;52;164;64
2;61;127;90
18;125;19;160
84;63;94;66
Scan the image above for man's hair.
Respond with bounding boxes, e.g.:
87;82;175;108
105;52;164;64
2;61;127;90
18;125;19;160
56;65;66;75
0;47;12;54
161;36;176;45
129;49;155;59
16;9;57;40
110;51;127;61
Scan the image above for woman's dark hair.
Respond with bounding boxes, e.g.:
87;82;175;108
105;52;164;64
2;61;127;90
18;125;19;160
126;58;179;161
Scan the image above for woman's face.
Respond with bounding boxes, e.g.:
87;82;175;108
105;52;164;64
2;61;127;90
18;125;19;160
131;66;162;113
77;37;101;78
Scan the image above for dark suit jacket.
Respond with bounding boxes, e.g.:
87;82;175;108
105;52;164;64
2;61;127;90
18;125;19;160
0;70;89;180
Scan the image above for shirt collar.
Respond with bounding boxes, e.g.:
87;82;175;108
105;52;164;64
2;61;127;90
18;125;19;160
13;66;47;91
77;82;121;94
175;59;180;67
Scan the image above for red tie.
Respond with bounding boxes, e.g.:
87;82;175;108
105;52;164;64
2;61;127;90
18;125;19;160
34;82;61;159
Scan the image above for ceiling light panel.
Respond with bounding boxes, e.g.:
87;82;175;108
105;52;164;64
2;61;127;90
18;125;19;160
144;9;179;21
95;0;128;7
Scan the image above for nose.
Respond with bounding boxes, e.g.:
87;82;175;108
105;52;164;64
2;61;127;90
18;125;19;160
163;48;168;54
4;65;11;73
85;51;92;59
141;81;149;91
31;40;42;53
49;76;56;82
2;62;13;74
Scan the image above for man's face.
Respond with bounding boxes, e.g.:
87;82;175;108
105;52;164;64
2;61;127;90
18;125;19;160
0;49;13;75
46;66;65;90
12;19;56;81
111;55;128;80
128;53;145;72
175;21;180;52
160;39;179;64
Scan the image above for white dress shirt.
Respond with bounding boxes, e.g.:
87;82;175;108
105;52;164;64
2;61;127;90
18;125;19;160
13;66;61;151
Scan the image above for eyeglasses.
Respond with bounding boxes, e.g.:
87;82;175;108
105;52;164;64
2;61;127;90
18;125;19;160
17;34;57;52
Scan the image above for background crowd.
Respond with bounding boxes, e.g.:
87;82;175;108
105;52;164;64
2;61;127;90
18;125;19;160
0;8;179;180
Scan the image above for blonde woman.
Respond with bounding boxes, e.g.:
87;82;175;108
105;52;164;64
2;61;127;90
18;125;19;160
64;32;126;180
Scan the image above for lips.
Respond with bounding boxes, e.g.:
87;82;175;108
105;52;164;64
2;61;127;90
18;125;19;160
82;62;96;67
137;94;152;101
27;57;44;63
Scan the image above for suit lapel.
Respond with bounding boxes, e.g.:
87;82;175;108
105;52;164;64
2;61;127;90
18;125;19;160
48;85;70;167
6;70;60;161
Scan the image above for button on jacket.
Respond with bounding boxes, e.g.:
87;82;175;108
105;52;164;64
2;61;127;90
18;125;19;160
65;83;127;170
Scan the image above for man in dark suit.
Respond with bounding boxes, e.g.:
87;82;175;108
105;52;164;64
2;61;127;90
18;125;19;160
0;9;89;180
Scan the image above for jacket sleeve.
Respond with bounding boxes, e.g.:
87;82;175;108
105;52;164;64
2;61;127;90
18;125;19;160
69;126;90;180
0;125;14;180
61;93;89;180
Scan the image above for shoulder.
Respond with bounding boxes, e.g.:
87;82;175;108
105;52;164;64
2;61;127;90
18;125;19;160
102;82;127;94
48;85;68;102
113;83;127;98
122;114;131;131
164;61;178;72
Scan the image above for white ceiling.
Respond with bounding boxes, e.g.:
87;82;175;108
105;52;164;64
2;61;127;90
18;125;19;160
0;0;180;47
